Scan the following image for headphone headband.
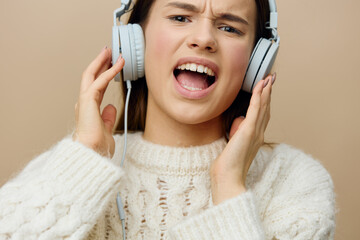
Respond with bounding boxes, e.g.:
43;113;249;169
268;0;277;13
113;0;131;25
268;0;278;31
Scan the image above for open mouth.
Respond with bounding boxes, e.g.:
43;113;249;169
174;63;217;91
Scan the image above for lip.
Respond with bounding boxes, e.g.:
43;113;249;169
173;57;219;99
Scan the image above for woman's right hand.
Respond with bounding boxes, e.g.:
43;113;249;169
73;47;125;158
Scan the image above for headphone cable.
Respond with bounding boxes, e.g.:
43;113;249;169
116;79;132;240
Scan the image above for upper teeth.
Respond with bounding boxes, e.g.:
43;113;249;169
176;63;215;77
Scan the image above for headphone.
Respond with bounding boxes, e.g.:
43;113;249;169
242;0;280;92
112;0;279;93
112;0;145;83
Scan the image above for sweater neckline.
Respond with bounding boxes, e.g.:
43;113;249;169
125;132;227;176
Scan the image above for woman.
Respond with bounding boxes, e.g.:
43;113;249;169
0;0;335;239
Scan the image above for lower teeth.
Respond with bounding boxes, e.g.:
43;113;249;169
181;84;203;91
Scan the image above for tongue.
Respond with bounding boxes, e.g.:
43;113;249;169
176;71;208;89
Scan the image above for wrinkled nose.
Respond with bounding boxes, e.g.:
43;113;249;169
186;20;217;53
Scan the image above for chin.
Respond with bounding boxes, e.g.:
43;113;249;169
169;104;222;126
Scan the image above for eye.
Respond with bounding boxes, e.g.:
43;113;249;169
219;26;243;35
169;15;190;23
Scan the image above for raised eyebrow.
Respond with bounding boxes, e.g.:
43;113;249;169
165;2;199;12
218;13;249;26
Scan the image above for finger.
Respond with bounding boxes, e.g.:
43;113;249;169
255;74;273;131
102;104;117;133
96;53;120;100
260;102;271;134
259;73;276;133
91;55;125;91
262;73;276;101
81;47;111;92
74;102;79;122
243;78;265;129
94;49;113;79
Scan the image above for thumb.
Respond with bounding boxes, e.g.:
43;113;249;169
102;104;117;133
229;116;245;139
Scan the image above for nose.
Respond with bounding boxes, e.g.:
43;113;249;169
186;20;217;53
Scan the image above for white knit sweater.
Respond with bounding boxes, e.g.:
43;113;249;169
0;132;335;240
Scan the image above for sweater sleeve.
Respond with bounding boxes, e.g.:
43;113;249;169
168;190;265;239
259;145;336;240
168;145;335;240
0;137;124;240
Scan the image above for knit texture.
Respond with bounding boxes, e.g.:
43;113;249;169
0;133;335;239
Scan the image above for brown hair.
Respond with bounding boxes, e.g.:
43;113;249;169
115;0;272;136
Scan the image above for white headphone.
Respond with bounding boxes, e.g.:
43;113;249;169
112;0;145;82
242;0;280;92
112;0;279;93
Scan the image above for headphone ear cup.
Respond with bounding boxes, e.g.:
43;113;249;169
242;38;272;93
132;24;145;79
255;41;279;86
112;25;121;82
112;24;145;81
119;25;133;81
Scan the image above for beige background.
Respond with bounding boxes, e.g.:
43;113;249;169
1;0;359;239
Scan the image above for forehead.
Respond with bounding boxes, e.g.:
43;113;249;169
155;0;257;23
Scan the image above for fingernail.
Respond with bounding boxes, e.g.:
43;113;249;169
116;54;123;63
271;72;277;85
263;78;270;88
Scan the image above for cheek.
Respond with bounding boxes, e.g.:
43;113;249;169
144;23;178;89
217;43;252;111
147;31;170;58
230;45;252;76
143;26;168;92
145;23;177;66
224;43;252;90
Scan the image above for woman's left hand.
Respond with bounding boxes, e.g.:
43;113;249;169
210;73;276;205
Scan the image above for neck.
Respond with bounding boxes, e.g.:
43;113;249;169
143;99;223;147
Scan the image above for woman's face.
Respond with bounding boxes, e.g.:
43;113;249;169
143;0;257;127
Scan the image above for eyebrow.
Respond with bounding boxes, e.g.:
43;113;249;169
218;13;249;26
165;2;249;26
165;2;199;12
